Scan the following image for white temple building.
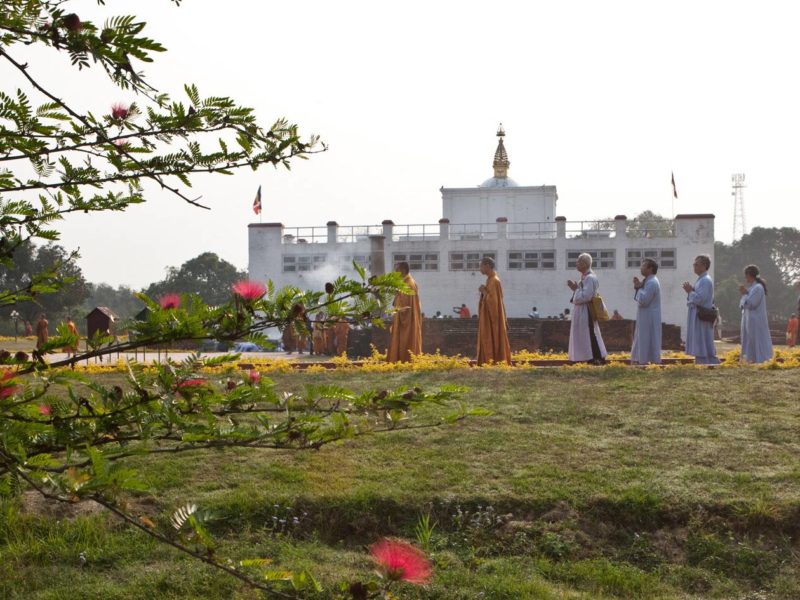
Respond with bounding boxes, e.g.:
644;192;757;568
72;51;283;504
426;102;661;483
249;127;715;337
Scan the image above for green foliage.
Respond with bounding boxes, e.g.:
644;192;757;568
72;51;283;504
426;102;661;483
715;227;800;322
144;252;247;306
1;0;323;296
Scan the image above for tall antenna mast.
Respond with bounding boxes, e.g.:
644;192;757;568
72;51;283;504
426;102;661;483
731;173;746;240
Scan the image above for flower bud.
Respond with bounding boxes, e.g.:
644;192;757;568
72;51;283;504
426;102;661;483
62;13;82;33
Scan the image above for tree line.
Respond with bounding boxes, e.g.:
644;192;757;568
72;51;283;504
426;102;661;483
0;246;246;335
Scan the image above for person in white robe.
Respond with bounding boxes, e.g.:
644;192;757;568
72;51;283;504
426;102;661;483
567;253;607;364
631;258;662;364
682;254;720;365
739;264;773;364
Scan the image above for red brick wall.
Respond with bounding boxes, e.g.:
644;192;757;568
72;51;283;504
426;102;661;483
347;318;682;358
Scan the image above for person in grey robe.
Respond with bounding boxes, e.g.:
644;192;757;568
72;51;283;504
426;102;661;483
567;253;607;364
739;264;773;364
631;258;661;364
682;254;720;365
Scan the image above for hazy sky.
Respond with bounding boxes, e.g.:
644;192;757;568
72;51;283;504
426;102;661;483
4;0;799;287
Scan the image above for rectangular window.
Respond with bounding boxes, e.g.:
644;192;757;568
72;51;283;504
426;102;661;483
341;255;371;270
567;250;615;269
626;248;677;269
508;250;557;270
283;254;326;273
393;252;439;272
449;251;495;271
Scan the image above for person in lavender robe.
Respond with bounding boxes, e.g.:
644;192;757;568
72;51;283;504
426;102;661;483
631;258;662;364
739;264;773;364
567;253;607;364
682;254;719;365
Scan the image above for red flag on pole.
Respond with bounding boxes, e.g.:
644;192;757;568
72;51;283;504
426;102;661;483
671;172;678;199
252;185;262;215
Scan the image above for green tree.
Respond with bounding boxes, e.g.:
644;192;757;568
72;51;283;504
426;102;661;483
0;242;87;331
0;3;453;595
82;281;144;323
144;252;247;306
714;227;800;324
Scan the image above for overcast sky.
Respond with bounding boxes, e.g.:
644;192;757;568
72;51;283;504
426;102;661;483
4;0;799;288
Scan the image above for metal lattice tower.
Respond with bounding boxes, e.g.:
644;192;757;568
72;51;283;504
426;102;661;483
731;173;746;240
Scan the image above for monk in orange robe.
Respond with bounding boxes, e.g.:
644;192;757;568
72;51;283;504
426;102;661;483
334;318;350;356
64;317;80;357
787;313;798;347
387;262;423;362
476;257;512;365
36;314;49;349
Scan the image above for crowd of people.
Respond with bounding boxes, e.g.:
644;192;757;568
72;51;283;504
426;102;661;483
384;253;790;366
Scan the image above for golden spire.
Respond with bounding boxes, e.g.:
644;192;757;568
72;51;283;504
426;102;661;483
492;123;509;178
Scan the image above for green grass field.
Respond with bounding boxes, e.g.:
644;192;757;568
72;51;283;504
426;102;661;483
2;367;799;599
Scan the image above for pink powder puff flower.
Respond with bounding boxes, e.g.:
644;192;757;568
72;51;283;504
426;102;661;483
369;538;433;585
110;103;129;120
177;378;207;389
176;378;208;398
1;371;19;400
112;139;129;153
248;370;261;385
232;280;266;301
38;404;51;416
159;294;181;310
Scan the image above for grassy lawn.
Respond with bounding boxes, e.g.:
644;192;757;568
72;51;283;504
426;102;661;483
2;367;800;599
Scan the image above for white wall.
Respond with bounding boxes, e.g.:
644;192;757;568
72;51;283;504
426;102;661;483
249;216;715;340
442;186;557;225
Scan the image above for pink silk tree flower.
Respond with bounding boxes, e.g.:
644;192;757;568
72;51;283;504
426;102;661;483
110;103;129;120
369;539;433;585
232;280;266;301
159;294;181;310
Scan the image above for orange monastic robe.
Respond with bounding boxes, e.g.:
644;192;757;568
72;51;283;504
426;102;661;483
64;320;79;352
787;317;799;347
36;317;49;349
476;273;512;365
387;274;423;363
334;321;350;356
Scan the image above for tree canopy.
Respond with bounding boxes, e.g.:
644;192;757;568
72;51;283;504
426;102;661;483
144;252;247;306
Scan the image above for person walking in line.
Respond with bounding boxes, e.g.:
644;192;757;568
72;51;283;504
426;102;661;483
476;257;512;365
631;258;662;364
682;254;720;365
739;264;773;364
387;262;423;363
567;253;607;364
786;313;798;348
36;313;49;350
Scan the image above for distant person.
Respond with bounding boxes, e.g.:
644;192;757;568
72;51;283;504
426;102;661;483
631;258;662;365
610;309;624;321
682;254;719;365
796;281;800;315
24;320;33;336
476;257;511;365
387;262;422;363
434;310;443;319
333;317;350;356
567;253;607;364
739;265;773;364
564;308;571;321
311;313;326;355
786;313;798;348
528;306;539;319
282;323;297;354
35;313;49;349
453;304;471;319
64;317;80;357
